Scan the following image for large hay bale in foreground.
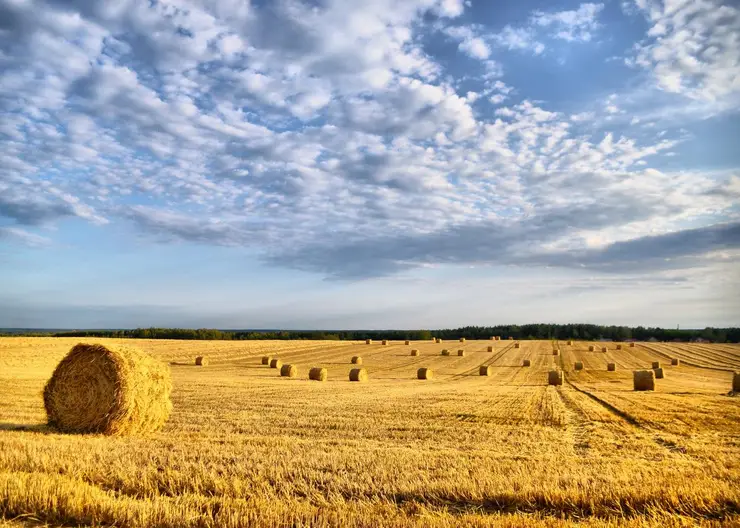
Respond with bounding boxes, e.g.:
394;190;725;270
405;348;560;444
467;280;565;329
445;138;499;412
653;367;665;379
410;349;419;356
514;343;520;349
457;349;465;357
480;365;492;376
574;362;584;371
195;356;208;366
487;345;493;352
280;364;298;378
634;370;655;391
441;349;450;356
607;363;616;372
671;358;680;366
548;370;563;386
417;368;433;380
349;368;368;382
270;359;282;369
522;359;531;367
261;356;271;365
43;343;172;436
309;367;327;381
652;361;661;369
733;372;740;392
351;356;363;365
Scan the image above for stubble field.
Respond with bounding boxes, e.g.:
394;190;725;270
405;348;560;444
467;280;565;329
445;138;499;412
0;337;739;527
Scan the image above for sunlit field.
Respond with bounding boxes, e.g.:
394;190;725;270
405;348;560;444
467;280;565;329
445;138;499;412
1;337;739;527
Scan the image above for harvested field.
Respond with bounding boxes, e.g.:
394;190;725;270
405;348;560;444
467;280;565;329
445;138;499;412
0;337;739;527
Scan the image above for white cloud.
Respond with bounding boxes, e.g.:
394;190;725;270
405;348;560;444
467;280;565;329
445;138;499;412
459;37;490;59
531;2;604;42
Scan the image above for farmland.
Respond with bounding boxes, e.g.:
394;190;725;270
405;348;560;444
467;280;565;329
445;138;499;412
1;337;739;527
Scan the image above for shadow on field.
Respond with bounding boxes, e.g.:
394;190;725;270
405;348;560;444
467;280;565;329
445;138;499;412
0;422;53;433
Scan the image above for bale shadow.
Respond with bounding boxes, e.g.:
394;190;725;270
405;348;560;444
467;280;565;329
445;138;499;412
0;422;54;434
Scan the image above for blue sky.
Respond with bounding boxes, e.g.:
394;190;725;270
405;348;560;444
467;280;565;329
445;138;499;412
1;0;739;329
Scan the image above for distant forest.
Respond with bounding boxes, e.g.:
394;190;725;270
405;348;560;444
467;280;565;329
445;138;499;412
3;324;738;343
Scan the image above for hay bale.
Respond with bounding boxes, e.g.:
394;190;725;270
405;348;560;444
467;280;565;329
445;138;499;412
382;340;388;345
553;349;560;356
514;343;520;349
405;340;410;345
487;346;493;352
441;349;450;356
652;361;661;369
548;370;563;386
508;337;514;340
43;343;172;436
671;358;680;366
616;344;622;350
653;367;665;379
733;372;740;392
308;367;327;381
349;368;368;382
365;339;372;345
435;338;442;344
457;349;465;357
270;358;282;369
574;362;584;371
417;367;433;380
459;337;466;343
523;359;531;367
351;356;363;365
567;340;574;345
588;345;595;352
607;363;616;371
195;356;208;366
479;365;492;376
601;347;608;353
280;364;298;378
633;370;655;391
630;342;636;347
410;349;419;356
490;336;495;341
261;356;271;365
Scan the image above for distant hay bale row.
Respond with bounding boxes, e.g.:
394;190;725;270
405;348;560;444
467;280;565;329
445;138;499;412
280;364;298;378
601;347;608;353
567;340;574;345
607;363;616;371
459;338;466;343
309;367;327;381
435;338;442;344
382;340;388;345
487;346;493;352
365;339;372;345
514;343;520;349
349;368;368;382
634;370;655;391
270;358;282;369
479;365;492;376
574;362;583;371
508;337;514;340
261;356;271;365
616;344;622;350
44;343;172;436
405;340;410;345
523;359;531;367
441;349;450;356
630;342;636;347
588;345;595;352
410;349;419;356
351;356;362;365
548;370;563;386
195;356;208;366
457;349;465;357
417;367;433;380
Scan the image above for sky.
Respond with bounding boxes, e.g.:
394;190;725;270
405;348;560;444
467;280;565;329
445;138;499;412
0;0;739;330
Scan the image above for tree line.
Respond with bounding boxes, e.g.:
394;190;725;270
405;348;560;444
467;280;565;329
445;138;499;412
3;324;734;342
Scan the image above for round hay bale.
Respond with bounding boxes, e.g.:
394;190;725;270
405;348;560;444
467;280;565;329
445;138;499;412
652;361;661;369
553;349;560;356
548;370;563;386
441;349;450;356
508;337;513;340
616;344;622;350
195;356;208;366
365;339;372;345
487;346;493;352
280;364;298;378
351;356;362;365
382;340;388;345
270;358;282;369
633;370;655;391
459;337;466;343
733;372;740;392
671;358;680;366
630;342;636;347
601;347;608;353
308;367;327;381
435;338;442;344
588;345;595;352
567;340;574;345
514;343;520;349
607;363;616;371
479;365;492;376
405;340;410;345
43;343;172;436
490;336;495;341
523;359;531;367
410;349;419;356
574;362;584;371
457;349;465;357
261;356;271;365
417;367;433;380
349;368;368;382
653;367;665;379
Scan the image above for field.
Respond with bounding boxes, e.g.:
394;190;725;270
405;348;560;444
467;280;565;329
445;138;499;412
1;337;739;527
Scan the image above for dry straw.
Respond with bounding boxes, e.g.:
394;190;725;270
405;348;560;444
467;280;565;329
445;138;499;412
479;365;492;376
633;370;655;391
349;368;368;382
417;367;433;380
607;363;616;371
270;358;282;369
195;356;208;366
410;349;419;356
441;349;450;356
308;367;327;381
487;346;493;352
733;372;740;392
548;370;563;386
652;361;661;369
458;349;466;357
351;356;362;365
671;358;680;366
588;345;595;352
574;362;584;371
280;364;298;378
261;356;271;365
523;359;531;367
514;343;520;349
43;343;172;436
653;367;665;379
